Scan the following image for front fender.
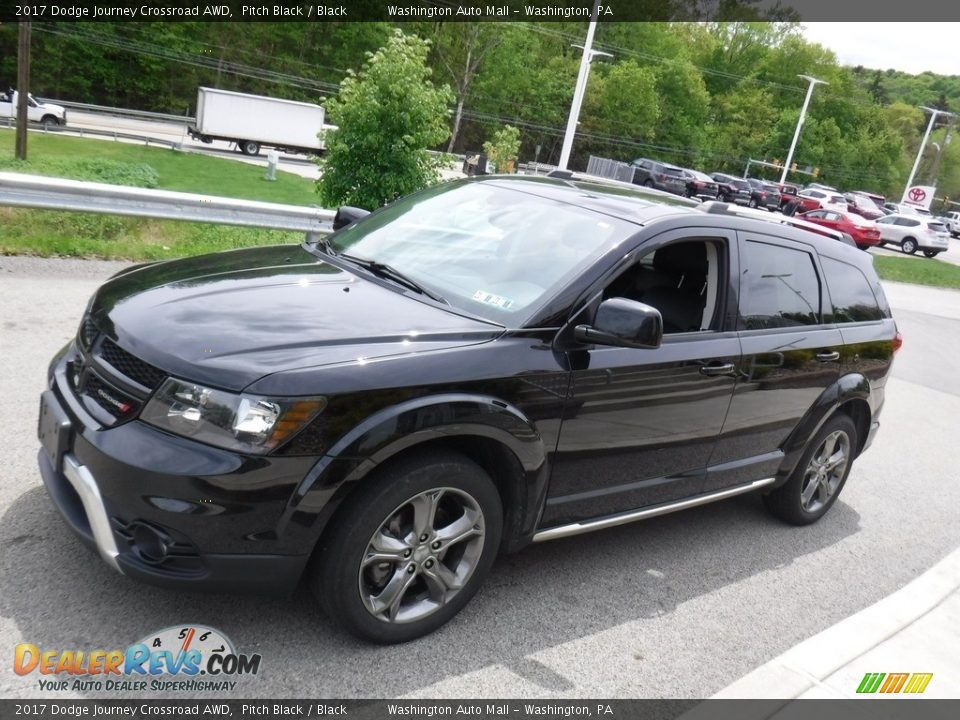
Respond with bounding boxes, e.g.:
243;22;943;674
776;372;871;482
276;393;547;544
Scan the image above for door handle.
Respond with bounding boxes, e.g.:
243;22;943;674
699;362;736;377
816;351;840;362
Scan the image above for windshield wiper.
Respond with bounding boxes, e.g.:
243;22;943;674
340;254;447;304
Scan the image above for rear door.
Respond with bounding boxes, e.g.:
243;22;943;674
706;233;842;492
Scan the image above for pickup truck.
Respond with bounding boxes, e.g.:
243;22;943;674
943;211;960;237
0;90;67;127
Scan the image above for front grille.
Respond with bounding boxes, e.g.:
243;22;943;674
100;339;166;390
83;373;141;419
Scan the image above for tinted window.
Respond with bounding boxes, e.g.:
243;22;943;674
740;241;821;330
876;216;895;225
822;258;884;323
895;218;920;227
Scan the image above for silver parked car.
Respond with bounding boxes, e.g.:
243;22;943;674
876;214;950;258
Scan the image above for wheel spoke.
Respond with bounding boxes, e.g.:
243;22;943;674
817;434;837;463
434;507;482;548
823;448;846;473
410;490;443;538
801;474;819;506
370;566;418;621
421;562;461;604
362;531;410;567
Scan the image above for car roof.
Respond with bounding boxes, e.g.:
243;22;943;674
478;175;699;225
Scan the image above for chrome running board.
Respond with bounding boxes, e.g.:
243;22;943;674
532;477;776;543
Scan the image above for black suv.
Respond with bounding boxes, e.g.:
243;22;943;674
630;158;687;195
711;172;752;205
38;176;897;643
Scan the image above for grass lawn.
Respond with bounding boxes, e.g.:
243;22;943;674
0;130;320;260
873;254;960;291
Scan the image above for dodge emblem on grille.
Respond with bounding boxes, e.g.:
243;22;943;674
97;388;132;414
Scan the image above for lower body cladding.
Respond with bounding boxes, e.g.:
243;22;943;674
38;373;320;596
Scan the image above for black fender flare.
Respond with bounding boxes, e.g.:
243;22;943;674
775;372;872;483
275;393;547;543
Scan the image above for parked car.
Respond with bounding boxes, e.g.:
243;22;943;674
745;178;781;210
38;176;897;643
845;193;886;221
942;211;960;237
883;202;931;217
805;183;838;192
875;214;951;257
787;189;849;215
852;190;886;210
711;173;752;205
680;169;719;199
799;209;882;250
630;158;687;194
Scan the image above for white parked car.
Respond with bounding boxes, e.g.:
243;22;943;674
876;214;950;258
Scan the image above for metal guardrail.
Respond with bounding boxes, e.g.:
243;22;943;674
0;172;336;236
37;98;195;125
1;117;180;149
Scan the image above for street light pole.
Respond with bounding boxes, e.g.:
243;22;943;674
558;0;603;171
779;75;827;186
903;106;954;198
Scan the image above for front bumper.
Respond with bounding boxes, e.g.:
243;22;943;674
37;346;319;596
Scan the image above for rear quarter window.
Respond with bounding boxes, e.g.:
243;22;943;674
821;257;887;322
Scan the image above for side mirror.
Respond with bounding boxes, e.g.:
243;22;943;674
333;206;371;230
575;297;663;349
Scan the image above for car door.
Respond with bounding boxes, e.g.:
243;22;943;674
705;232;842;492
542;230;741;528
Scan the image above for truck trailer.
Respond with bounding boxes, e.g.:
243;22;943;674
188;87;328;156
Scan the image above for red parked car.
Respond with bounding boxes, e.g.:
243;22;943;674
799;209;882;250
845;193;886;221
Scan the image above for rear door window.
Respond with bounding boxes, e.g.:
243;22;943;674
739;240;822;329
821;257;885;323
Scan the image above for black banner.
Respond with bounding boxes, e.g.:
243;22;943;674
1;700;959;720
2;0;960;23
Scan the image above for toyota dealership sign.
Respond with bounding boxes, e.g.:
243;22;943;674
902;185;937;210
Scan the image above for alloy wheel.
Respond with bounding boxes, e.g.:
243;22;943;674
358;487;486;624
799;430;850;513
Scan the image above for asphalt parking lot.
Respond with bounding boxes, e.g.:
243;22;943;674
1;255;959;700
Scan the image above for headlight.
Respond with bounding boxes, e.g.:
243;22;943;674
141;378;325;454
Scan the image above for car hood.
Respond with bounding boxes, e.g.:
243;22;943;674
89;245;503;391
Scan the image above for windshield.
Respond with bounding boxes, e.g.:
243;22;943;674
928;222;947;233
326;181;635;323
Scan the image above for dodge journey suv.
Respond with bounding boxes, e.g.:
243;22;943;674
38;176;898;643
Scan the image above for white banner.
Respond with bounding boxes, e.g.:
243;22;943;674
902;185;936;210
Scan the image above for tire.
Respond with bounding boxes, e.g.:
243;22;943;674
923;250;940;258
748;198;758;208
764;414;858;526
239;140;261;156
40;115;59;129
643;179;654;188
901;237;918;255
312;450;502;644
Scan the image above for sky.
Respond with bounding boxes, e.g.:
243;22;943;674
801;23;959;76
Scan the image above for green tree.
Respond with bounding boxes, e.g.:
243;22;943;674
317;30;454;209
483;125;521;172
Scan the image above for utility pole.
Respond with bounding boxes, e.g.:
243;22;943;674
904;107;955;197
779;75;827;185
16;21;31;161
558;0;608;171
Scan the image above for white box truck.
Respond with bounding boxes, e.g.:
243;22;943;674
188;87;328;157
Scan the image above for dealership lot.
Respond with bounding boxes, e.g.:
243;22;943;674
1;256;959;699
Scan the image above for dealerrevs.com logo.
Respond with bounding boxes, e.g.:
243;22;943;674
14;625;261;693
856;672;933;694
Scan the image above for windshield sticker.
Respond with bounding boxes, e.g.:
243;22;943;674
472;291;514;310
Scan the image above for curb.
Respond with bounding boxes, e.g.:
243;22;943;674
711;545;960;699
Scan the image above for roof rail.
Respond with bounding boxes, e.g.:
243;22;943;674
697;200;848;244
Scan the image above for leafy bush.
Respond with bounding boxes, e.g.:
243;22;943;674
317;30;455;209
483;125;521;173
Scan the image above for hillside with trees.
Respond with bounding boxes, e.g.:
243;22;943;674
1;20;957;203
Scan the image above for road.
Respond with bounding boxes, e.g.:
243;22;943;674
1;258;959;700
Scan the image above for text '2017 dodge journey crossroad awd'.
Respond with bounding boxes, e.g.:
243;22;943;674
38;176;898;643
